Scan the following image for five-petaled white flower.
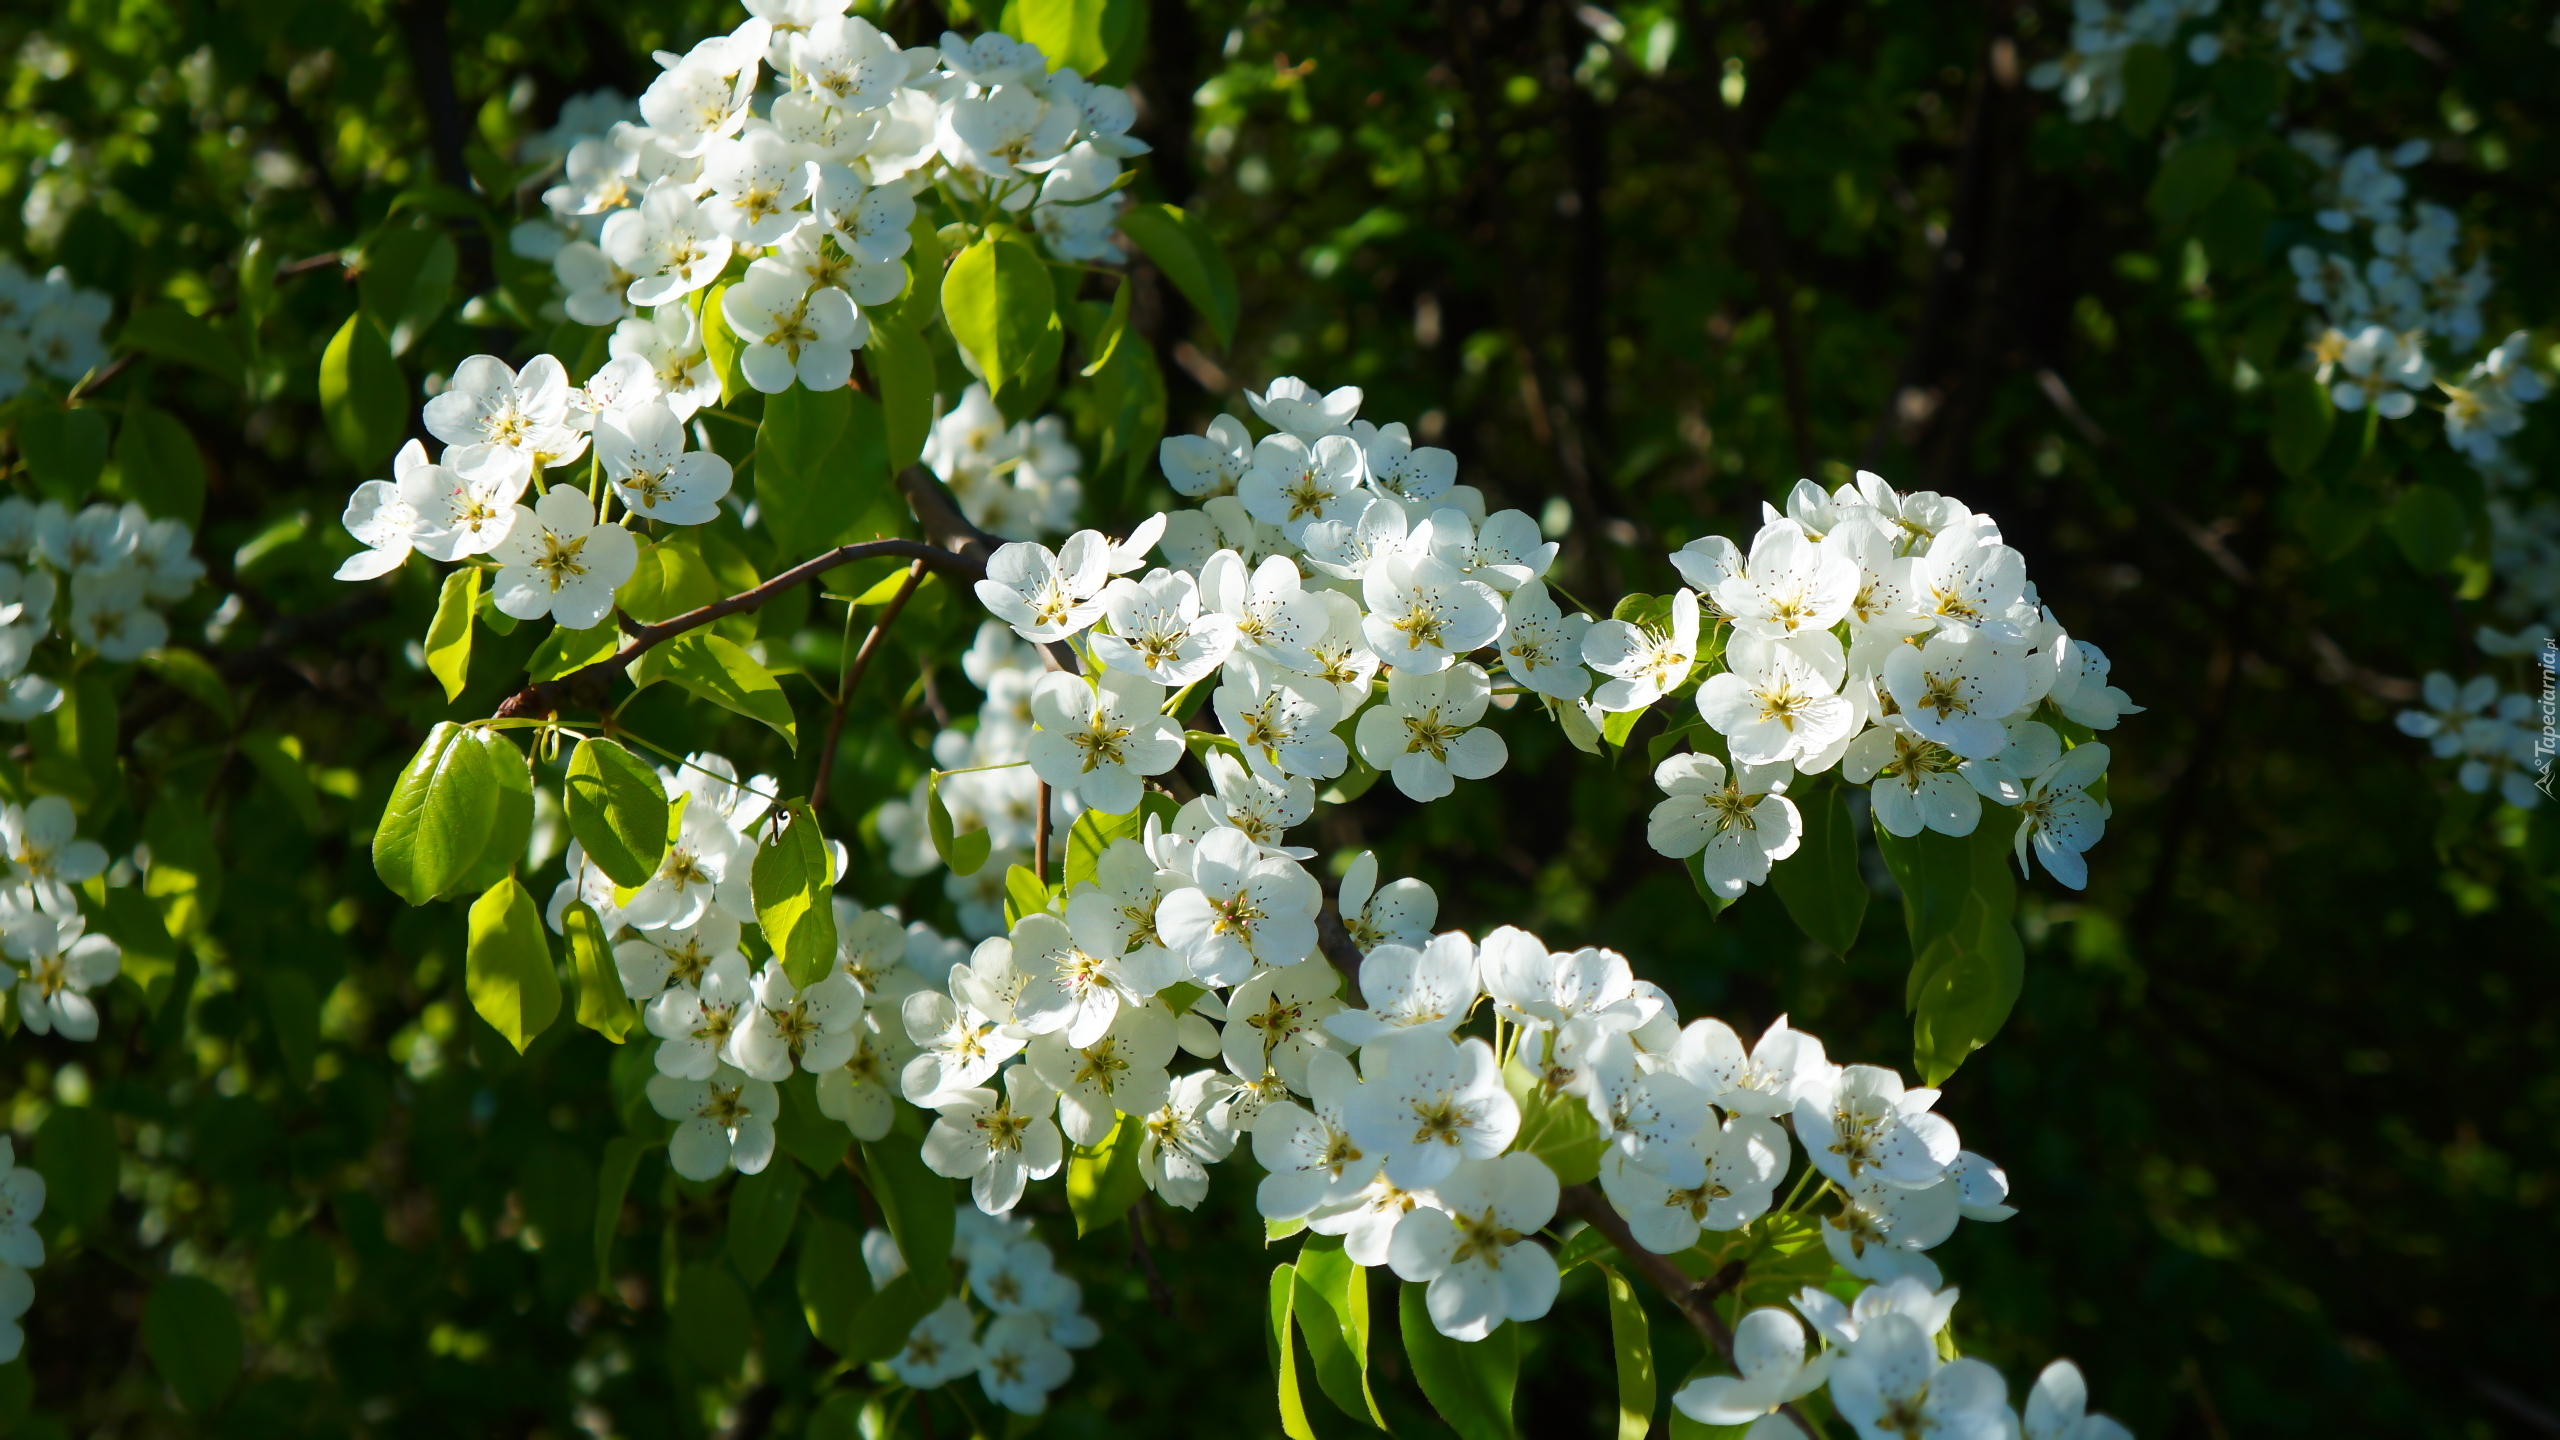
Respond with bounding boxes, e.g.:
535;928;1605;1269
1698;634;1857;769
598;401;734;525
1827;1313;2013;1440
1717;521;1859;641
1026;998;1176;1145
1361;553;1504;673
923;1065;1066;1215
1344;1034;1517;1189
1583;587;1702;713
1385;1152;1561;1341
976;532;1113;643
2012;741;2111;890
489;487;640;629
646;1063;779;1181
1221;958;1344;1090
1156;827;1322;985
1336;850;1436;953
1025;670;1183;815
723;260;863;393
1137;1067;1240;1209
3;909;120;1041
1597;1112;1786;1252
1354;662;1507;802
1497;583;1593;700
3;795;107;915
1672;1307;1836;1427
1251;1049;1381;1219
1645;753;1802;897
1324;933;1480;1049
1090;568;1235;685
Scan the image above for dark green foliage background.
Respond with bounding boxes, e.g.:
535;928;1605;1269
0;0;2553;1436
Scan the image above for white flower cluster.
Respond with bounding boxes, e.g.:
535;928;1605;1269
0;498;205;713
923;382;1087;541
506;11;1142;365
0;1138;44;1364
2394;672;2546;811
0;796;123;1040
540;748;966;1179
334;349;736;624
0;258;111;400
2025;0;2350;123
876;1205;1100;1416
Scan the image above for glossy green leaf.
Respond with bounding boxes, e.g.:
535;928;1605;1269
865;319;936;473
144;1275;243;1414
421;566;478;703
528;619;620;683
15;406;109;504
239;728;323;830
754;802;839;987
672;1261;752;1375
565;737;670;888
617;537;724;624
1065;1113;1147;1236
797;1212;874;1351
1268;1263;1321;1440
756;382;889;557
643;631;799;747
1081;275;1133;377
943;230;1056;390
1399;1285;1516;1440
860;1138;954;1293
1502;1057;1607;1184
373;723;495;904
1003;862;1053;927
701;282;747;403
1003;0;1146;83
140;647;234;727
318;311;407;472
452;728;536;895
1063;794;1176;891
1771;779;1866;956
1874;824;1972;961
1294;1238;1385;1429
928;774;993;876
466;875;560;1054
566;900;636;1043
144;795;222;938
111;401;207;526
1597;1265;1656;1440
1118;203;1241;349
841;1270;937;1364
727;1157;805;1285
594;1135;646;1296
117;303;241;384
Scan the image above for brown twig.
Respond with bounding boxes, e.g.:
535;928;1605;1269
492;539;981;720
1034;781;1053;883
810;559;927;813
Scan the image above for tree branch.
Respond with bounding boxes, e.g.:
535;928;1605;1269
493;539;983;720
809;559;927;813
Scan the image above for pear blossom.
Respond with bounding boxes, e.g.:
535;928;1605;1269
1220;959;1344;1089
1698;634;1857;769
975;1311;1074;1414
793;13;917;114
1597;1113;1787;1252
1200;550;1329;667
65;569;165;661
1137;1068;1240;1209
1159;416;1253;498
1299;590;1385;714
1355;662;1507;802
610;306;721;418
598;400;734;524
1026;999;1176;1145
1583;588;1701;713
1797;1064;1962;1189
1355;420;1457;504
1335;851;1436;953
637;54;756;158
1645;753;1802;897
617;802;750;931
1240;433;1366;539
333;440;443;579
1717;523;1858;640
1824;1175;1961;1286
4;795;108;913
646;1064;779;1180
2024;1360;2134;1440
1061;837;1185;986
1008;908;1170;1046
1666;1015;1834;1118
815;1019;906;1140
1252;1049;1383;1219
1496;583;1594;700
1089;568;1235;684
1345;1034;1517;1189
489;487;639;629
1828;1314;2013;1440
812;162;919;263
923;1066;1065;1215
2014;742;2111;889
2045;637;2143;730
0;1139;42;1269
723;261;862;392
613;913;746;1000
1156;827;1322;985
422;354;577;464
1845;717;1983;838
891;1296;984;1388
731;961;865;1080
976;532;1112;642
1186;753;1315;858
645;953;757;1079
1247;377;1363;440
1790;1275;1962;1349
1673;1308;1836;1426
901;989;1024;1103
4;910;119;1040
1385;1153;1562;1341
941;84;1079;179
1907;520;2028;641
1025;670;1184;815
1361;553;1504;673
699;129;812;243
1212;659;1348;781
1882;631;2026;760
1323;933;1479;1048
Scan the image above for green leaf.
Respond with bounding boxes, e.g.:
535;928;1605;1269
1552;1224;1616;1275
1597;1265;1657;1440
841;1269;938;1363
702;282;748;403
419;566;479;703
1003;863;1053;927
1501;1059;1607;1184
2269;370;2335;481
29;671;121;811
110;401;208;527
754;802;840;987
672;1261;753;1376
565;737;670;888
1002;0;1148;83
566;900;637;1043
265;968;320;1085
860;1138;955;1293
2118;43;2173;138
617;537;724;624
1081;276;1133;377
776;1071;853;1172
2386;484;2467;573
356;226;457;354
1873;824;1971;961
1066;1113;1148;1236
1063;795;1176;891
639;631;799;747
1910;900;2026;1085
798;1213;874;1351
140;647;234;728
2198;178;2275;275
1601;705;1646;751
452;729;536;895
16;406;109;505
239;728;323;831
928;774;994;876
2146;137;2237;227
594;1135;647;1296
117;303;242;385
319;311;407;472
1294;1239;1385;1429
1771;780;1866;956
34;1104;118;1230
1118;203;1241;350
144;1276;243;1414
466;875;560;1054
96;883;181;1011
1268;1263;1321;1440
372;724;517;904
866;319;936;473
144;795;222;938
528;619;620;682
727;1157;806;1285
757;383;890;557
942;230;1056;390
1399;1286;1516;1440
